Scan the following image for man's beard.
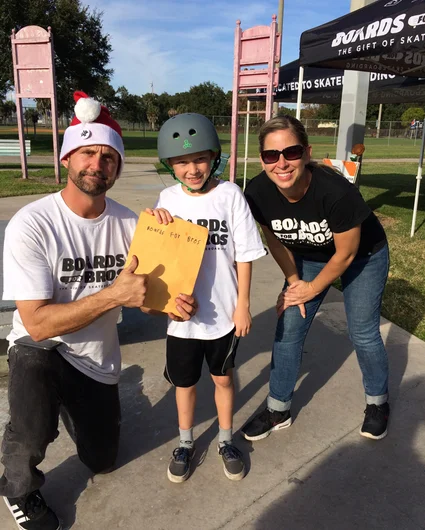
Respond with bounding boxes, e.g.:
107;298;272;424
70;170;114;196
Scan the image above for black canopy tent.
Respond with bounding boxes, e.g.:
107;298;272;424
298;0;425;236
274;59;425;104
299;0;425;77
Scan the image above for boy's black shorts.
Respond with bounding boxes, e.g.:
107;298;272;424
164;328;240;387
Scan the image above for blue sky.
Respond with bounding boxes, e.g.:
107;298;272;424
85;0;350;96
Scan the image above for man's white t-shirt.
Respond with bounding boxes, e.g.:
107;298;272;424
2;191;138;384
156;180;266;340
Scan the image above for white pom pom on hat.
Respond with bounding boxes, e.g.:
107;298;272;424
59;91;125;176
74;97;101;123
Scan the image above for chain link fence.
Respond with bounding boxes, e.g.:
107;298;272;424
204;116;420;145
2;111;420;145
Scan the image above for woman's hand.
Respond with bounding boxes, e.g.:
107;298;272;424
284;280;318;306
233;305;252;337
145;207;173;225
276;288;306;319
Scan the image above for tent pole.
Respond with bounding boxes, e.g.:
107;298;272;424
296;66;304;120
243;99;251;191
376;103;382;139
410;119;425;237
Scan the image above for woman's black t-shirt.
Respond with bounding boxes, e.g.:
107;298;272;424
244;165;387;263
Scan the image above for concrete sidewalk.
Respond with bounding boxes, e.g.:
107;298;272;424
1;166;425;529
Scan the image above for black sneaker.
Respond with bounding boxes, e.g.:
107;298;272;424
218;442;246;481
167;445;195;483
3;490;61;530
241;407;292;441
360;402;390;440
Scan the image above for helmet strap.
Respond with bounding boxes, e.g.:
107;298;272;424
160;154;221;194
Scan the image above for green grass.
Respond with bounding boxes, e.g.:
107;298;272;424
356;163;425;341
0;168;65;197
1;126;423;159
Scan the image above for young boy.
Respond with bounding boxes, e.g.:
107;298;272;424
149;113;266;483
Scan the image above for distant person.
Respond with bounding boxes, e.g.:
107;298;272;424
1;92;197;530
241;115;390;443
150;113;266;483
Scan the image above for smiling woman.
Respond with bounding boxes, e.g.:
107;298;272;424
241;114;391;443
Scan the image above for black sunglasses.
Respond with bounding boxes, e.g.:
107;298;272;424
261;145;305;164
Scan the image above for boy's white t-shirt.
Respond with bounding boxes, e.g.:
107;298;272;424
156;180;266;340
2;191;138;384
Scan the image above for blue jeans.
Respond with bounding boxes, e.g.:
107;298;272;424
267;243;390;412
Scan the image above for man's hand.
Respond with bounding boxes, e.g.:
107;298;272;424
109;255;148;308
168;293;198;322
145;207;173;225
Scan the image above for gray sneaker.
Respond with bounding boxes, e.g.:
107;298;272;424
218;442;246;481
167;445;195;483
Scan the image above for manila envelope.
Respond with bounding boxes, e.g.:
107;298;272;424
125;212;208;314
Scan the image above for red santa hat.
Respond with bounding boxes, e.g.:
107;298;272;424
60;91;125;176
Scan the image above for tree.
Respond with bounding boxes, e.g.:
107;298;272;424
116;86;145;128
36;98;51;126
0;0;112;114
382;103;411;122
187;82;231;117
401;107;425;127
142;93;160;130
95;81;118;111
176;104;189;115
0;99;16;124
146;104;159;131
315;104;341;120
24;108;39;135
277;106;296;117
301;104;320;119
156;92;173;124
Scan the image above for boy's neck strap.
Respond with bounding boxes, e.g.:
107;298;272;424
161;156;221;194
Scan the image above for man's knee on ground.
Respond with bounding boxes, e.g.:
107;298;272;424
79;450;117;475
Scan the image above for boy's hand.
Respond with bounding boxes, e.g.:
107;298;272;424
233;305;252;337
145;207;173;225
168;293;198;322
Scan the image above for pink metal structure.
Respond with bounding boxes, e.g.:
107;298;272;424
230;16;281;182
11;25;60;182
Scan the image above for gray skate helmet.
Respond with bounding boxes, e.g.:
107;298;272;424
158;113;221;192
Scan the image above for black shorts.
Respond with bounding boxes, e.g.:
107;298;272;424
164;328;240;387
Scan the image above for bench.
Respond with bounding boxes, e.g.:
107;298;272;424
0;139;31;156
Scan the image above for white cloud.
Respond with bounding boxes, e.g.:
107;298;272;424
82;0;350;95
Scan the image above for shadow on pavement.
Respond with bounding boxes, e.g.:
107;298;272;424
41;288;413;528
254;374;425;530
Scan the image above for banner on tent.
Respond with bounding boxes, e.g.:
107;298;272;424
300;0;425;77
271;59;425;104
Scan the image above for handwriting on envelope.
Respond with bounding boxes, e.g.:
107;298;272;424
125;212;208;313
